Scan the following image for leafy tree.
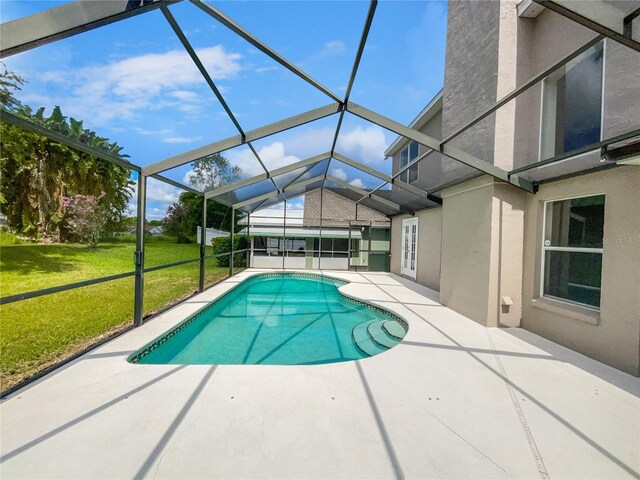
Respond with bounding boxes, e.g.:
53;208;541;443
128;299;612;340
162;203;193;243
184;153;241;191
0;63;24;111
62;193;108;247
178;192;233;233
0;67;134;241
160;152;241;244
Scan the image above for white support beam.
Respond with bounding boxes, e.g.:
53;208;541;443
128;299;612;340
204;152;331;200
283;175;325;193
233;190;281;210
326;175;407;213
345;102;534;192
232;174;324;209
332;151;443;205
332;152;392;183
142;104;341;176
0;0;181;58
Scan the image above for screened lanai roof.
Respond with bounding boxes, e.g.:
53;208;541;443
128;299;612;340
1;0;639;216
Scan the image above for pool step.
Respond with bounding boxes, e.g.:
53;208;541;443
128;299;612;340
352;322;388;357
382;320;406;340
367;320;399;349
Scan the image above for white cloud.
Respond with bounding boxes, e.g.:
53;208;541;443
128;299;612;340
135;127;171;136
267;125;388;166
127;178;181;220
255;65;279;74
330;168;366;190
126;201;137;217
331;168;348;181
29;45;242;126
228;142;301;178
41;71;66;83
338;126;388;164
162;136;202;144
287;199;305;210
169;90;200;102
95;46;241;96
146;179;181;203
146;208;168;221
320;40;345;56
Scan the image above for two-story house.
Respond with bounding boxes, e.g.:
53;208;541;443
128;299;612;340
386;0;640;375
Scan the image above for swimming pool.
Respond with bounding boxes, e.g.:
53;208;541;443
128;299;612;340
129;272;407;365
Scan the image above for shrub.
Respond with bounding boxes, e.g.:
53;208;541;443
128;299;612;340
211;236;248;267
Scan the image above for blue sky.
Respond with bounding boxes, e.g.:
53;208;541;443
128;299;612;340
2;0;447;218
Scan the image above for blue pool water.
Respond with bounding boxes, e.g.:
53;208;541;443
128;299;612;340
130;273;407;365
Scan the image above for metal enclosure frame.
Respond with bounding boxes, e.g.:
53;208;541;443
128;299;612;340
1;0;638;326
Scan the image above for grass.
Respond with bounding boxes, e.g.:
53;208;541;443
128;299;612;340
0;232;233;390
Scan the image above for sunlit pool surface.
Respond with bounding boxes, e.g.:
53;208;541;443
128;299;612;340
130;273;407;365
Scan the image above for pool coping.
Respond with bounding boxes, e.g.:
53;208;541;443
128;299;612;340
127;270;409;364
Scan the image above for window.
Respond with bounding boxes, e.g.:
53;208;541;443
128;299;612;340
542;194;605;309
399;141;419;183
315;237;349;257
540;41;604;160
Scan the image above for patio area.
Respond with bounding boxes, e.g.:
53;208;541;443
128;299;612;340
1;269;638;479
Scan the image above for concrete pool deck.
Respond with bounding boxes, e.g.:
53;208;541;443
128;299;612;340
1;269;638;479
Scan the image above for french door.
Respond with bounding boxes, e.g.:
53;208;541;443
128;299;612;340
401;217;418;279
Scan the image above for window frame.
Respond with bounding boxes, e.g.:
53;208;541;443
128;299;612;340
540;193;605;311
399;141;420;184
538;39;606;162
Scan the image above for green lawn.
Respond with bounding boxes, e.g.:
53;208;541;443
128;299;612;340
0;232;232;390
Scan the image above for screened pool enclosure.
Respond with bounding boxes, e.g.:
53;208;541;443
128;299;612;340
1;0;639;391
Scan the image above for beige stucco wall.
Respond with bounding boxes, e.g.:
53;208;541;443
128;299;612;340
440;176;495;324
390;209;442;291
417;209;442;291
390;214;403;276
488;183;527;327
440;176;528;328
522;167;640;376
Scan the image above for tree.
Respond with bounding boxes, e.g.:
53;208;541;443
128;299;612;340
0;63;24;111
160;152;242;244
162;202;193;243
184;153;241;191
0;67;134;241
62;194;108;247
178;192;234;234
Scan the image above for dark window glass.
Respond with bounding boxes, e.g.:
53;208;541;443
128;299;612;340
556;47;603;153
285;237;306;255
409;141;419;160
321;238;332;251
542;43;603;159
400;147;409;165
545;195;605;248
333;238;348;252
544;251;602;307
408;164;419;183
399;147;409;183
